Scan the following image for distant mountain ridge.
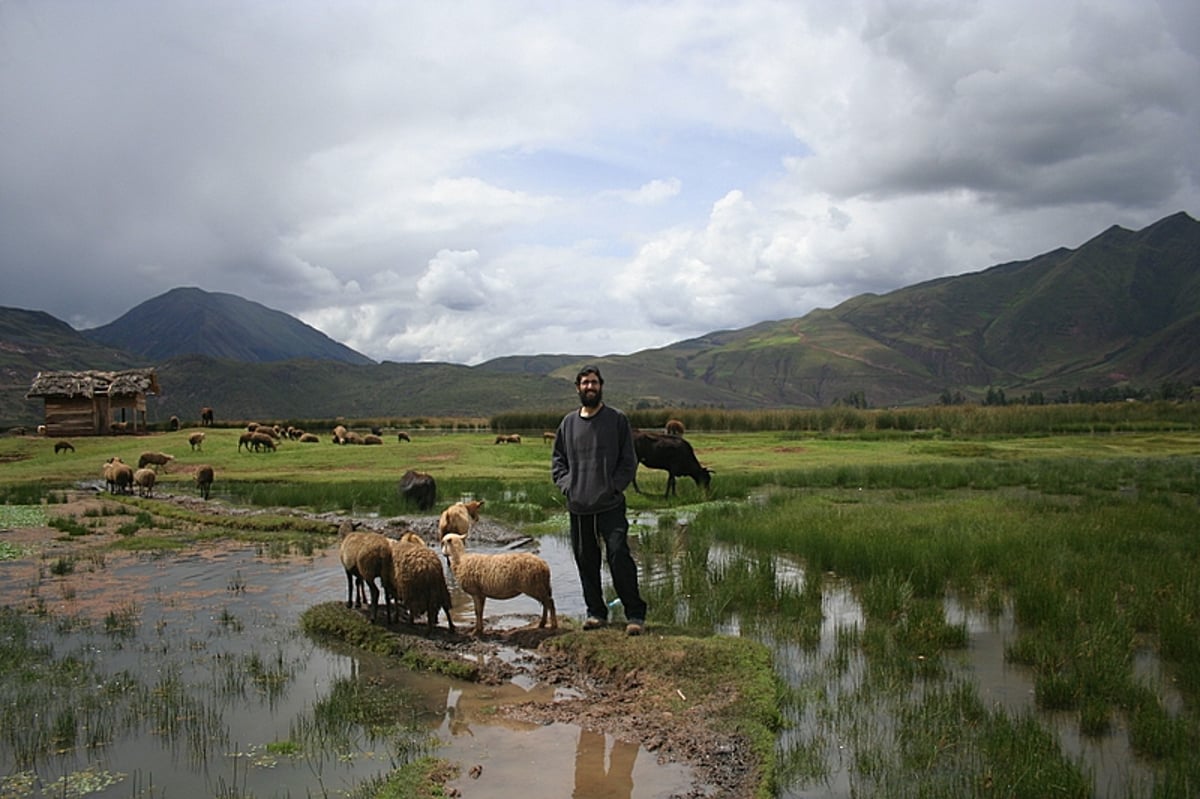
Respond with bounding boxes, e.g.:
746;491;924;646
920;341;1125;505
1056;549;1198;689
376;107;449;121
82;287;375;366
2;212;1197;426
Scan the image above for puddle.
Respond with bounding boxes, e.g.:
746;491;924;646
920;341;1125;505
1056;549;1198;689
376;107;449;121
0;536;692;798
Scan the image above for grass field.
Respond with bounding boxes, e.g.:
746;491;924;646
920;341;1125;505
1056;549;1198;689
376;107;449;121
3;412;1199;796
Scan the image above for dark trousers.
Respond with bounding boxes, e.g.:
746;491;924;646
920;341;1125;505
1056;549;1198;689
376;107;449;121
569;501;647;622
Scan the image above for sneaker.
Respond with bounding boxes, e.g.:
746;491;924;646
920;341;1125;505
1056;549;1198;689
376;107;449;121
583;617;606;630
625;620;644;636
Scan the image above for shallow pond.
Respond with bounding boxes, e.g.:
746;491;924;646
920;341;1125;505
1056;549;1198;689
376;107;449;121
0;533;691;799
0;512;1173;798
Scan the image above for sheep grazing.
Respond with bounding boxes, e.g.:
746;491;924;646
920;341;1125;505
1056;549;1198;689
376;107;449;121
438;500;484;538
200;406;214;426
665;419;685;436
493;433;521;444
338;531;397;623
398;470;437;511
103;458;134;495
133;467;157;497
54;440;75;454
389;532;455;635
542;431;556;444
138;451;175;469
440;532;557;635
397;431;411;443
188;431;206;451
196;465;215;500
250;432;277;452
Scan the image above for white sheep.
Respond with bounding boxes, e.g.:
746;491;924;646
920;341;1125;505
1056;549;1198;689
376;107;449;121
188;431;206;451
338;531;396;622
438;500;484;538
439;532;557;635
133;467;156;497
389;532;455;635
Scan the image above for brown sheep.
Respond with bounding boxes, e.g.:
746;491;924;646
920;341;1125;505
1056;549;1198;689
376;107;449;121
196;465;215;500
238;431;256;452
398;470;437;511
169;415;180;431
542;431;556;444
665;419;685;436
101;457;124;493
440;533;557;635
438;500;484;538
200;407;214;426
298;433;320;443
133;467;157;497
493;433;521;444
54;440;75;454
108;461;134;494
332;424;348;444
188;431;205;451
250;432;276;452
389;532;455;635
397;431;411;443
338;531;396;623
361;434;384;445
138;451;175;469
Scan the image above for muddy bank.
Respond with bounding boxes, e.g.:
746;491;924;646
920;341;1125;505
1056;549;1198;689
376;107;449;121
1;490;773;798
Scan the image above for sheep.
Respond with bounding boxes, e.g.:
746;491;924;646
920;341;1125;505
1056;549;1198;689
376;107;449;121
398;470;437;511
169;415;180;431
101;457;124;493
200;406;214;426
338;531;397;623
389;532;455;635
342;431;363;445
438;500;484;538
107;460;134;494
665;419;685;436
361;434;384;445
138;451;175;469
238;431;256;452
397;431;411;443
440;532;557;635
493;434;521;444
298;433;320;443
196;465;214;500
332;424;348;444
37;424;47;436
188;431;206;451
133;467;157;497
542;431;556;444
250;432;277;452
54;440;75;454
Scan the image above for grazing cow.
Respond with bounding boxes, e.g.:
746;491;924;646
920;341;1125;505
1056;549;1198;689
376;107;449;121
398;469;437;511
631;430;713;498
200;407;214;427
665;419;685;436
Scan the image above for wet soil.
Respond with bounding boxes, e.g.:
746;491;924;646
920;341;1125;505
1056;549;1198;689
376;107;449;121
0;491;761;798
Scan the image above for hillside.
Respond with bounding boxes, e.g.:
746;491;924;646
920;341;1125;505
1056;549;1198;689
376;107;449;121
82;287;375;366
2;212;1197;427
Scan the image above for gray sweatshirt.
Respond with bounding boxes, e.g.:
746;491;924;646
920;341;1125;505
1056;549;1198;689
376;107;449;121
551;404;638;515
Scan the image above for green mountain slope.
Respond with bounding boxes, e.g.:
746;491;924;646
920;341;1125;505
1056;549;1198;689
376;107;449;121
3;212;1197;428
82;287;375;365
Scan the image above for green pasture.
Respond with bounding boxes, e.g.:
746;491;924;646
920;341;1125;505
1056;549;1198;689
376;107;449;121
3;414;1200;796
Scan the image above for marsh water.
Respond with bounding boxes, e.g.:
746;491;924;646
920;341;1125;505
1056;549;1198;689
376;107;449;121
0;514;1169;798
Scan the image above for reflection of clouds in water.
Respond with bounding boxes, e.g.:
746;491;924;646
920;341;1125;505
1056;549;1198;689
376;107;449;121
574;729;637;799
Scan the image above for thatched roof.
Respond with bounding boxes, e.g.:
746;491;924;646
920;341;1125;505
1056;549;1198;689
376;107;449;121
26;369;160;399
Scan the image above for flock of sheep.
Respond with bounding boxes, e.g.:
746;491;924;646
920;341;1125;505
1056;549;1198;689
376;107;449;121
99;450;215;500
339;499;557;637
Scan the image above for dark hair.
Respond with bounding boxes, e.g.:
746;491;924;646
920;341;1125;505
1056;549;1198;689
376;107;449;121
575;365;603;385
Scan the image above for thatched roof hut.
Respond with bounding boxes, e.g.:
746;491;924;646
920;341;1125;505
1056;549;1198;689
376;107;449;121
26;369;160;436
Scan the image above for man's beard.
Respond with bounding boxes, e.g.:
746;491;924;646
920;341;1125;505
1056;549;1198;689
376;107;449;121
578;387;603;408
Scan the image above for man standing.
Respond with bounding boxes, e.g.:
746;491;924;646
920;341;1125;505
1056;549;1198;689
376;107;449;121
551;366;648;635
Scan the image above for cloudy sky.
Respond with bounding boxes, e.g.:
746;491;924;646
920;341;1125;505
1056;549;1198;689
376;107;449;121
3;1;1198;365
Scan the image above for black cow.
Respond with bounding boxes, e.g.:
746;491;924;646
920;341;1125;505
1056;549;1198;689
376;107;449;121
631;430;712;498
398;469;437;511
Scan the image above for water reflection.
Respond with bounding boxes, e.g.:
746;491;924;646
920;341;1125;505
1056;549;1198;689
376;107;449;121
574;729;639;799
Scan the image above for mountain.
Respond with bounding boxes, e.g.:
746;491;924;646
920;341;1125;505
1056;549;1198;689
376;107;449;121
82;287;375;366
2;212;1197;427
